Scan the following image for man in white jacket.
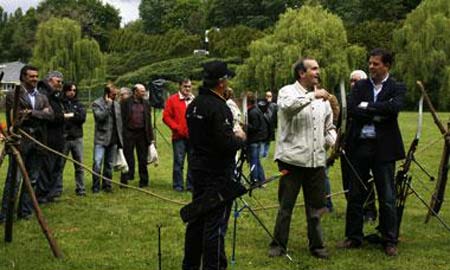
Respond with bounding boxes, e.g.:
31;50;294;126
268;57;336;259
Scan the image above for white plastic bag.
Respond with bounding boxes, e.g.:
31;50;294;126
113;148;129;173
147;143;159;166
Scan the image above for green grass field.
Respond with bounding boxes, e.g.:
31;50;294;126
0;111;449;270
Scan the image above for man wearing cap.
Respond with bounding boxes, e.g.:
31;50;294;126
268;57;336;259
163;79;194;192
182;61;246;270
36;70;66;203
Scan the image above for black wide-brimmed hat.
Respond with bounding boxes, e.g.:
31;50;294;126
203;60;235;80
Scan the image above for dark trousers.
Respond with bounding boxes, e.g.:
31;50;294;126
182;170;232;270
1;140;42;218
36;151;64;199
341;151;377;217
121;129;149;186
345;140;398;245
270;164;327;251
172;139;192;190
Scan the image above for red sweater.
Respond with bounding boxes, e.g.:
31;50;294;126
162;93;190;140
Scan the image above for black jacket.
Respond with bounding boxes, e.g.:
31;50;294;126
346;77;406;162
62;96;86;140
38;81;65;152
186;87;245;173
247;105;268;144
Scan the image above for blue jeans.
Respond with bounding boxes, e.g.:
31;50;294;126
61;137;85;194
92;144;117;191
172;139;192;190
248;143;265;182
259;141;270;158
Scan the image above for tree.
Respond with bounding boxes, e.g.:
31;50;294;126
207;25;265;59
393;0;450;110
205;0;302;30
234;5;350;95
139;0;206;35
139;0;176;34
32;18;105;85
36;0;121;50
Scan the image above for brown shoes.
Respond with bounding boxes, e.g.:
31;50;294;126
336;239;362;249
384;245;398;256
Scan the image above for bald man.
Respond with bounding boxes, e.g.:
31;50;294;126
120;84;154;188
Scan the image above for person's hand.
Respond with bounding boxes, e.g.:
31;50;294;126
234;127;246;141
105;94;113;104
314;86;330;101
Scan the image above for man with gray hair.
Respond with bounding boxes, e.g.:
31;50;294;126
36;70;66;203
350;70;368;87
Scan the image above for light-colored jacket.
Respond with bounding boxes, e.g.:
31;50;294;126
92;97;123;147
274;81;336;168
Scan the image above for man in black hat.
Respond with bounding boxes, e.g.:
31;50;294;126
182;61;246;270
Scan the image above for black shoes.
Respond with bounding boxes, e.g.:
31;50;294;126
310;248;329;259
267;245;285;257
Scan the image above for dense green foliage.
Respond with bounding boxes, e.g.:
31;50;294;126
35;0;121;50
393;0;450;110
235;5;349;94
0;112;449;269
207;25;265;59
114;55;208;86
31;18;105;85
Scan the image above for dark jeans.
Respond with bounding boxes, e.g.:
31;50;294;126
248;143;265;182
172;139;192;190
341;152;377;216
345;139;398;245
92;143;117;191
60;137;85;194
1;139;42;218
121;129;149;187
270;163;327;251
182;170;232;270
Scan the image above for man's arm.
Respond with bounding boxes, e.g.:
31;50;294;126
162;97;180;132
92;99;110;122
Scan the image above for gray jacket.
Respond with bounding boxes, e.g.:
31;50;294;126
92;97;123;147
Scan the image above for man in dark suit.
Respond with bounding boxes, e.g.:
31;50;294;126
338;48;406;256
120;83;153;188
0;65;54;222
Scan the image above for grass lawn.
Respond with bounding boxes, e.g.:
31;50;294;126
0;110;449;270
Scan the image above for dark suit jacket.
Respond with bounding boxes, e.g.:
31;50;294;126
120;97;154;145
5;85;54;144
346;76;406;162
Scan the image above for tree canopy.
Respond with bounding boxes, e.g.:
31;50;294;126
234;5;350;94
31;17;105;85
393;0;450;109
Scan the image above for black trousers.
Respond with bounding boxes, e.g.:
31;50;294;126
121;129;149;186
182;169;233;270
